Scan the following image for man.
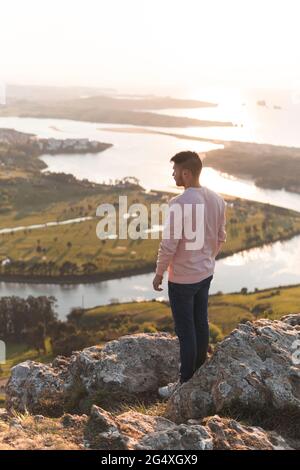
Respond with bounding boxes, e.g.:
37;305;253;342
153;151;227;399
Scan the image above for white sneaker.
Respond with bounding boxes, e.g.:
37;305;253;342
158;380;181;399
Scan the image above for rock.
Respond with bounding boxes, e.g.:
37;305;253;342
33;415;46;423
84;404;212;450
0;409;10;422
6;360;68;415
165;316;300;424
137;423;213;450
66;332;179;395
195;415;293;450
6;333;179;415
61;413;87;428
281;313;300;327
84;405;134;450
84;406;293;450
1;397;296;450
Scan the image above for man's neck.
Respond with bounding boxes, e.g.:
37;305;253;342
184;183;201;189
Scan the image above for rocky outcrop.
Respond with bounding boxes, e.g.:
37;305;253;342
1;405;295;450
4;314;300;450
6;333;180;415
84;404;213;450
165;315;300;424
194;415;294;450
5;360;67;416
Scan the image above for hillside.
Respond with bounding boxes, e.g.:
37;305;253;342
205;141;300;195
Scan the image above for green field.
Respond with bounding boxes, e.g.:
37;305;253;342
77;282;300;337
1;189;300;280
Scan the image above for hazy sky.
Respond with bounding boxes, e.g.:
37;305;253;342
1;0;299;94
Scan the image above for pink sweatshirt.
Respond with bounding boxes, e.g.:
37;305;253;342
155;186;227;283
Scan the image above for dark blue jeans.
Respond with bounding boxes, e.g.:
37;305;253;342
168;274;213;383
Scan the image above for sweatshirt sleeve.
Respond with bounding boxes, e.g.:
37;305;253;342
155;199;183;276
218;200;227;243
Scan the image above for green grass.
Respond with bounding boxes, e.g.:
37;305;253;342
210;284;300;334
84;300;169;322
75;282;300;338
0;339;53;380
0;174;125;229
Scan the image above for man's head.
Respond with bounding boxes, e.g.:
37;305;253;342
170;151;203;188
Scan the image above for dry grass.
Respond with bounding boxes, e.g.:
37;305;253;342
0;410;87;450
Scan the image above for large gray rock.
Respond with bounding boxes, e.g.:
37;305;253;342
6;333;179;415
5;360;68;416
65;332;180;395
165;315;300;424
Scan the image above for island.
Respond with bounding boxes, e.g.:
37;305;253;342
0;128;112;177
204;141;300;195
0;93;233;128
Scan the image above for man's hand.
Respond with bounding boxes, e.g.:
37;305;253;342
214;240;224;258
153;274;163;291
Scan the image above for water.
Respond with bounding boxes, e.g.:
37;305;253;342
0;116;221;192
154;87;300;147
0;117;299;212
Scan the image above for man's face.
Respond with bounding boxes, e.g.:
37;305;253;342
172;163;184;186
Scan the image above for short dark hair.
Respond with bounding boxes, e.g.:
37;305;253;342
170;151;202;177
